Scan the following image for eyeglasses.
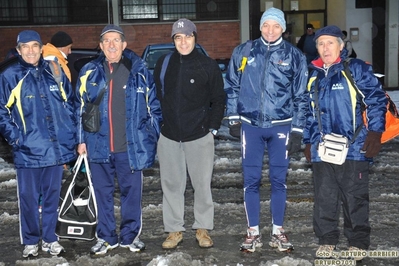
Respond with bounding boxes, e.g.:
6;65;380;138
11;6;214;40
173;34;194;41
102;38;122;44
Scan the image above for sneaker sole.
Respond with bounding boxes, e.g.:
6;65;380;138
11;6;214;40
42;248;65;256
269;241;294;252
241;243;263;249
240;246;256;253
240;242;263;252
23;252;38;258
120;244;145;252
91;243;119;255
197;242;213;248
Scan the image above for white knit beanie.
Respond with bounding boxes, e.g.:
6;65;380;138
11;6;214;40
260;7;286;32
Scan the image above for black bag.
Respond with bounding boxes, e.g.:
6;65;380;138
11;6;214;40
346;41;357;58
56;154;98;241
349;48;357;58
82;88;105;133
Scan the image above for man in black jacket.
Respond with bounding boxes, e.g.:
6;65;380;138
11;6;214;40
153;18;225;250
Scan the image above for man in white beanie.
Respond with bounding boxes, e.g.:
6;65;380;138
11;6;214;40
224;7;308;252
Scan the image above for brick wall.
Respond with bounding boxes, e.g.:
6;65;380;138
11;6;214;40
0;21;240;61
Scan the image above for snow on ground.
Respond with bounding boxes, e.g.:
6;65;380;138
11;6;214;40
0;92;398;265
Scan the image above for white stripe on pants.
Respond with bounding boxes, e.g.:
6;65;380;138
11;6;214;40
158;133;215;232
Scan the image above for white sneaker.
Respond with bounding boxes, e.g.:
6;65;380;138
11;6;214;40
42;240;65;255
90;238;119;255
269;228;294;252
240;228;262;252
23;244;38;258
120;238;146;252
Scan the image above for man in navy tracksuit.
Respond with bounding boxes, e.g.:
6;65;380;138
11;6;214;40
224;8;309;252
76;25;162;255
0;30;76;258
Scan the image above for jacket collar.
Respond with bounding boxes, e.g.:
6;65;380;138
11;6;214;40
261;36;283;46
175;46;200;60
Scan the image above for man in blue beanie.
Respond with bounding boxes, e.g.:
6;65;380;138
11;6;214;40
224;7;308;252
304;25;386;261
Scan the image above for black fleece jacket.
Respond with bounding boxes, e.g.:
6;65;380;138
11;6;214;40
154;48;225;142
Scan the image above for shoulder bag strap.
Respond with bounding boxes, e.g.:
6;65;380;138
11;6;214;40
160;52;172;98
314;73;362;144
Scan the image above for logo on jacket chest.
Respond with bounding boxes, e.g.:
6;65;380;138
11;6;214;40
49;85;59;91
332;83;345;90
137;86;144;93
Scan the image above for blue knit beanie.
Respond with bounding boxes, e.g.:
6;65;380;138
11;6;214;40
260;7;286;32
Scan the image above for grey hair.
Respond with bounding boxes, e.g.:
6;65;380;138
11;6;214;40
315;37;344;46
16;43;43;50
100;33;125;43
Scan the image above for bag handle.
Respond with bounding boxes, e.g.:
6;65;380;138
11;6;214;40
61;153;97;218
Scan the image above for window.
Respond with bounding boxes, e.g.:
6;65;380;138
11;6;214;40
121;0;238;22
122;0;158;20
0;0;108;25
0;0;238;26
0;0;29;23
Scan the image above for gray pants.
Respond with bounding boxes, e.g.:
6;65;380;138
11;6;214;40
158;133;215;232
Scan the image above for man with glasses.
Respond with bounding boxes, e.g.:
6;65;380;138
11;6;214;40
75;24;162;255
153;18;225;249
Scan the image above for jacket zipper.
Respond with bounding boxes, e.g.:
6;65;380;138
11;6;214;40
108;63;114;152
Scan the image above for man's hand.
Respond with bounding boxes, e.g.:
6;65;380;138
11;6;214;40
77;143;87;155
304;144;311;162
361;131;382;158
286;132;302;156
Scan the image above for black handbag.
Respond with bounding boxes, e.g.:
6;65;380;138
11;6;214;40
56;154;98;241
82;88;105;132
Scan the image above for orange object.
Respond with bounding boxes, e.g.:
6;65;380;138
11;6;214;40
381;94;399;143
363;93;399;143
